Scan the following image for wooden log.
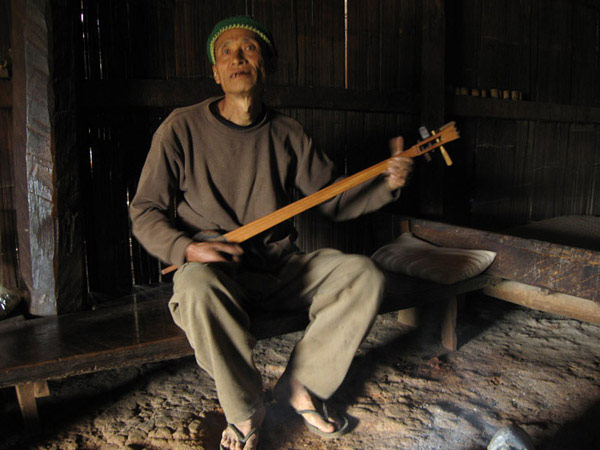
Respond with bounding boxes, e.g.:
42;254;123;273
483;280;600;326
410;218;600;303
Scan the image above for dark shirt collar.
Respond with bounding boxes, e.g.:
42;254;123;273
209;100;266;130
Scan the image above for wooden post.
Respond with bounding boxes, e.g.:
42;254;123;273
441;295;458;351
397;307;420;328
11;0;84;315
419;0;446;218
14;380;49;431
15;383;40;431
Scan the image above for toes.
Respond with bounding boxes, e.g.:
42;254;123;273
220;432;238;450
245;433;260;450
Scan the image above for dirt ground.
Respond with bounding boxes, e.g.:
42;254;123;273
2;294;600;450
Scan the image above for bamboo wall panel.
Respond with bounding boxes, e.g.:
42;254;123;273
0;0;9;60
0;0;17;290
530;122;570;220
449;0;600;229
474;119;535;229
480;0;531;96
294;0;342;88
570;4;600;106
471;119;521;229
563;125;600;215
347;0;419;91
0;110;18;290
83;120;130;295
446;0;481;90
245;0;296;86
469;118;600;229
82;109;174;293
449;0;599;105
124;109;173;286
534;0;572;104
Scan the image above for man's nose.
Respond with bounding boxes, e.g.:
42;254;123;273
232;47;246;63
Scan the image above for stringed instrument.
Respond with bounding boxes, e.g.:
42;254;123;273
161;121;459;275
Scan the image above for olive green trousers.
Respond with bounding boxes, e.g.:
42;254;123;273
168;248;385;424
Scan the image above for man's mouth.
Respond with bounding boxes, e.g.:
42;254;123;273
231;71;250;79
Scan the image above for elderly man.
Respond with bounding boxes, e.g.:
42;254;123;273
130;15;413;450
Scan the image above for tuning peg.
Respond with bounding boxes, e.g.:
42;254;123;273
418;126;430;140
439;147;453;166
430;129;453;166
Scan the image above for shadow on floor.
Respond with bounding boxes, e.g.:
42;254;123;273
538;400;600;450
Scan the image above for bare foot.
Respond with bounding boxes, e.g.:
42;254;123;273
220;404;265;450
273;374;344;435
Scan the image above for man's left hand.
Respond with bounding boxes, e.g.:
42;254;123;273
386;136;414;190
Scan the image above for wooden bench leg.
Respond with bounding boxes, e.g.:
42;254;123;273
441;296;458;351
34;380;50;398
15;380;49;431
397;307;419;327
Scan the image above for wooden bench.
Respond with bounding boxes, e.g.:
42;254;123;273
18;212;599;430
0;270;497;430
409;216;600;325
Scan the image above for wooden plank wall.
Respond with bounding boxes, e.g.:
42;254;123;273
79;0;422;297
446;0;600;230
0;0;19;291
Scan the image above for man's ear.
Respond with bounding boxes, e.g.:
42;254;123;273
212;65;221;84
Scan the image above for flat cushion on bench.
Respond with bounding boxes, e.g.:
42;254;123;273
372;233;496;284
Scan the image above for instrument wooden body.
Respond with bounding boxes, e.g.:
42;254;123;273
161;122;459;275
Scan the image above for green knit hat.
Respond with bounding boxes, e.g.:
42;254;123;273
207;15;277;65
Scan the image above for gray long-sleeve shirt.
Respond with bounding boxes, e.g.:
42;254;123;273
130;97;398;269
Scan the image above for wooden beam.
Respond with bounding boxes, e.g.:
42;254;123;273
410;218;600;303
11;0;84;315
12;0;55;315
484;281;600;325
80;79;419;114
80;79;600;125
450;94;600;124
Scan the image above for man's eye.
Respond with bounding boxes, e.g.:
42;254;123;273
222;48;230;55
245;44;256;51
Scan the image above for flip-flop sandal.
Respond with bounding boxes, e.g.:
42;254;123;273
219;423;261;450
295;403;350;439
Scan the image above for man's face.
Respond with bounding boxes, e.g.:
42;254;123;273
212;28;268;96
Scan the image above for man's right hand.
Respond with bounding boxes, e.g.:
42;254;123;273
184;241;244;264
